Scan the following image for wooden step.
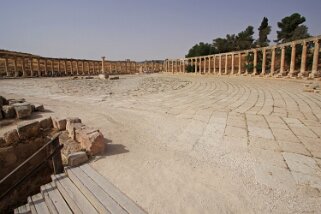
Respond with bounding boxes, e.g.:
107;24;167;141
27;193;50;214
52;174;98;214
66;166;126;214
80;164;146;214
14;204;31;214
40;182;72;214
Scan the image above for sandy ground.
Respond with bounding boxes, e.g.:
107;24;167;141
1;73;321;213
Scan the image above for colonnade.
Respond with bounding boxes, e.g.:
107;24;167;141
164;35;321;79
0;55;164;77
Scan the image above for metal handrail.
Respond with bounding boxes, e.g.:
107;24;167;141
0;132;63;201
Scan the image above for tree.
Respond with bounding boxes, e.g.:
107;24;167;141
275;13;310;43
185;42;213;58
236;26;255;50
257;17;271;47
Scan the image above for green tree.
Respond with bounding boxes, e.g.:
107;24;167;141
185;42;213;58
275;13;310;43
257;17;271;47
236;26;255;50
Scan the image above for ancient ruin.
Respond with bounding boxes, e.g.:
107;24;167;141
0;34;321;213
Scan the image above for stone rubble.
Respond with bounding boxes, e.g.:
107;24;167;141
0;95;45;120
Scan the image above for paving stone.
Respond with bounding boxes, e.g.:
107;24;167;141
278;141;311;156
254;163;296;190
224;126;247;138
251;148;287;168
271;128;300;143
248;126;274;139
291;172;321;190
249;137;280;151
283;152;320;175
298;136;321;159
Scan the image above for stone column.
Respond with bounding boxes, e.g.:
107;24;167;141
51;61;54;76
231;54;235;74
224;54;228;74
64;60;67;75
22;58;26;77
208;57;211;74
280;46;286;76
262;48;266;75
213;56;216;74
30;58;34;76
76;61;79;75
289;42;296;76
219;55;222;75
183;60;185;73
81;61;84;74
101;56;105;74
253;49;257;75
193;59;196;73
203;58;206;73
170;60;173;73
310;39;320;78
271;47;276;76
37;58;41;76
4;58;9;76
14;58;18;77
238;53;242;75
299;41;307;77
44;60;48;76
70;61;73;75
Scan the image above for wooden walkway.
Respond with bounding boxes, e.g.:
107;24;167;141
14;164;146;214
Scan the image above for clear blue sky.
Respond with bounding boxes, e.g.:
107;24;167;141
0;0;320;61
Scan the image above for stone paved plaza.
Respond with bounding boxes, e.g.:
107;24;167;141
1;73;321;213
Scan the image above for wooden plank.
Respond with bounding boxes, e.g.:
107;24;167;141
41;184;58;214
47;182;73;214
52;174;82;213
69;167;127;214
66;168;111;214
53;174;98;214
31;193;50;214
81;164;146;214
45;182;72;214
27;196;37;214
14;204;31;214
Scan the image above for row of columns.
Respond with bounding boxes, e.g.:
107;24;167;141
165;36;321;78
2;57;164;77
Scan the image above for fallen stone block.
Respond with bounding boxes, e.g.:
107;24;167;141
39;117;53;130
66;117;83;139
0;96;8;106
98;73;109;79
3;129;20;145
85;76;94;79
303;88;314;93
68;151;88;167
0;137;6;147
8;98;26;105
34;104;45;112
109;76;119;80
314;89;320;94
12;103;32;119
75;127;106;155
53;118;67;131
30;104;35;112
2;105;16;119
17;121;40;140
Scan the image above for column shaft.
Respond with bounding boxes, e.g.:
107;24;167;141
310;39;320;77
299;41;307;76
271;48;276;76
280;46;286;75
253;50;257;75
289;42;296;76
262;48;266;75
